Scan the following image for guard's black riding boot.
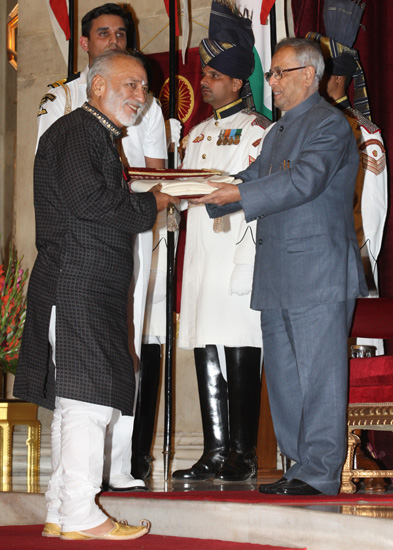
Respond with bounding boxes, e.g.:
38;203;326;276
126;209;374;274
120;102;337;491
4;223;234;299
172;345;229;480
131;343;161;480
216;347;261;482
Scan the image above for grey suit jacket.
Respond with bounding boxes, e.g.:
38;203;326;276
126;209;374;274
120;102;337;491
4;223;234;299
207;92;368;310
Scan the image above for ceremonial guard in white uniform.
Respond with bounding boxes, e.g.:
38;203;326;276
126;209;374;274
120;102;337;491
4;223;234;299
178;109;267;350
36;4;167;492
307;0;388;353
337;101;386;295
171;1;271;482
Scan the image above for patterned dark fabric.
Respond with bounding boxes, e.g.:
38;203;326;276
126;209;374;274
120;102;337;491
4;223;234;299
14;106;157;416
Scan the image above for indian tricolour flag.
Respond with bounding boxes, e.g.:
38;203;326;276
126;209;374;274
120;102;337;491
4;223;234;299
46;0;70;65
236;0;282;120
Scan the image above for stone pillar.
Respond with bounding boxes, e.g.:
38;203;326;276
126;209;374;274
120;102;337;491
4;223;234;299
0;1;17;252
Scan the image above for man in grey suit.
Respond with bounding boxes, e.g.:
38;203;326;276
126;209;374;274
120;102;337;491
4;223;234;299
197;38;368;495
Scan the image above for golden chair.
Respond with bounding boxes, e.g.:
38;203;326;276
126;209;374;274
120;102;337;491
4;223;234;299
340;298;393;493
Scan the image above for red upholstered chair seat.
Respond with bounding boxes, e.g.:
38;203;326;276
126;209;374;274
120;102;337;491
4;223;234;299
340;298;393;494
349;356;393;404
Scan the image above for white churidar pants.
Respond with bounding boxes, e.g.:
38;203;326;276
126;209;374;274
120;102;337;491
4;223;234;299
46;306;114;531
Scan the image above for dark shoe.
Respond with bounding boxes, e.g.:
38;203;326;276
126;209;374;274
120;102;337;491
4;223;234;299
277;479;321;495
258;477;289;494
260;478;321;495
172;451;227;481
215;450;258;482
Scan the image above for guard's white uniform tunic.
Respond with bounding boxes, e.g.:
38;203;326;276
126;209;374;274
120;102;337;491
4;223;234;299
342;104;388;355
177;104;270;349
142;209;176;344
349;110;387;292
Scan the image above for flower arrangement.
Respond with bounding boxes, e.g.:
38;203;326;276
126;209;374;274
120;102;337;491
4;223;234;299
0;245;28;375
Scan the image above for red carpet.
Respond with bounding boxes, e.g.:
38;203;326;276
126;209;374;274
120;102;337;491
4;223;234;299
101;489;393;506
0;525;304;550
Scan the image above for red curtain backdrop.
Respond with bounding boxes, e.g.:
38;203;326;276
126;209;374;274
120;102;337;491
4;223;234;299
291;0;393;306
146;47;212;137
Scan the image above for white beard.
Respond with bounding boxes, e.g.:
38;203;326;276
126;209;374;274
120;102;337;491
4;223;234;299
106;88;143;127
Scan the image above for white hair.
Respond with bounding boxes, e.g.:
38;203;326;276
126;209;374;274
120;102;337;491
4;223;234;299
86;49;144;100
275;38;325;89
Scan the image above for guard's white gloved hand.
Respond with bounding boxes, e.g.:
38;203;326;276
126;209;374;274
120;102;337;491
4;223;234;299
165;118;182;147
229;264;254;296
146;270;166;304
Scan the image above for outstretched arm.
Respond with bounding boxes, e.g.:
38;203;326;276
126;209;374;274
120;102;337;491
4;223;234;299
194;181;241;206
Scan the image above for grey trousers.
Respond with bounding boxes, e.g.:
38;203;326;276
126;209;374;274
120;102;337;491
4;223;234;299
261;299;355;495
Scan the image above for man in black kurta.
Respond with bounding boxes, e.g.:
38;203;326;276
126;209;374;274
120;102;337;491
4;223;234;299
14;50;177;540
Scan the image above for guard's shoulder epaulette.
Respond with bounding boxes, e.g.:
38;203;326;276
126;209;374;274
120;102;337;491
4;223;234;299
47;78;67;89
243;109;272;130
47;72;80;89
345;107;380;135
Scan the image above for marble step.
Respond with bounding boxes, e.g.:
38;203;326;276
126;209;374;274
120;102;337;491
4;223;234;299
0;491;392;550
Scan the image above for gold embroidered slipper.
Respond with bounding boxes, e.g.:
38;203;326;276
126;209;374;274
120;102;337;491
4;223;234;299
59;519;150;541
42;522;61;537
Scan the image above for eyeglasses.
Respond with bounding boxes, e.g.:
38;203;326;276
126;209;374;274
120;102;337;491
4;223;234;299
264;66;307;83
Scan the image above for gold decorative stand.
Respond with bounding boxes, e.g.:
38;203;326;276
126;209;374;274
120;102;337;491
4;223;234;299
0;401;41;492
340;403;393;493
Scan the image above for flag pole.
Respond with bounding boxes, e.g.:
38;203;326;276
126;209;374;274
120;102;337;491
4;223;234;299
269;2;278;123
163;0;178;482
67;0;75;78
268;6;292;473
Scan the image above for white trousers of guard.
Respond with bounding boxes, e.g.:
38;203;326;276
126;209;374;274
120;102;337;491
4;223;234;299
99;232;153;487
102;409;134;484
46;306;114;531
102;230;152;483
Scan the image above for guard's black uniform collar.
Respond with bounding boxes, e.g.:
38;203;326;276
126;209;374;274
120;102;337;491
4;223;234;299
81;102;122;138
331;95;351;111
213;98;244;120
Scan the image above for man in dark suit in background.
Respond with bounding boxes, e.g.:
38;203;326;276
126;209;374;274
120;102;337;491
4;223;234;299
15;50;178;539
197;38;368;496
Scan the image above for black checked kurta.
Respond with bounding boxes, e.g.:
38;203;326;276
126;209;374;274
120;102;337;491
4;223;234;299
14;104;157;416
